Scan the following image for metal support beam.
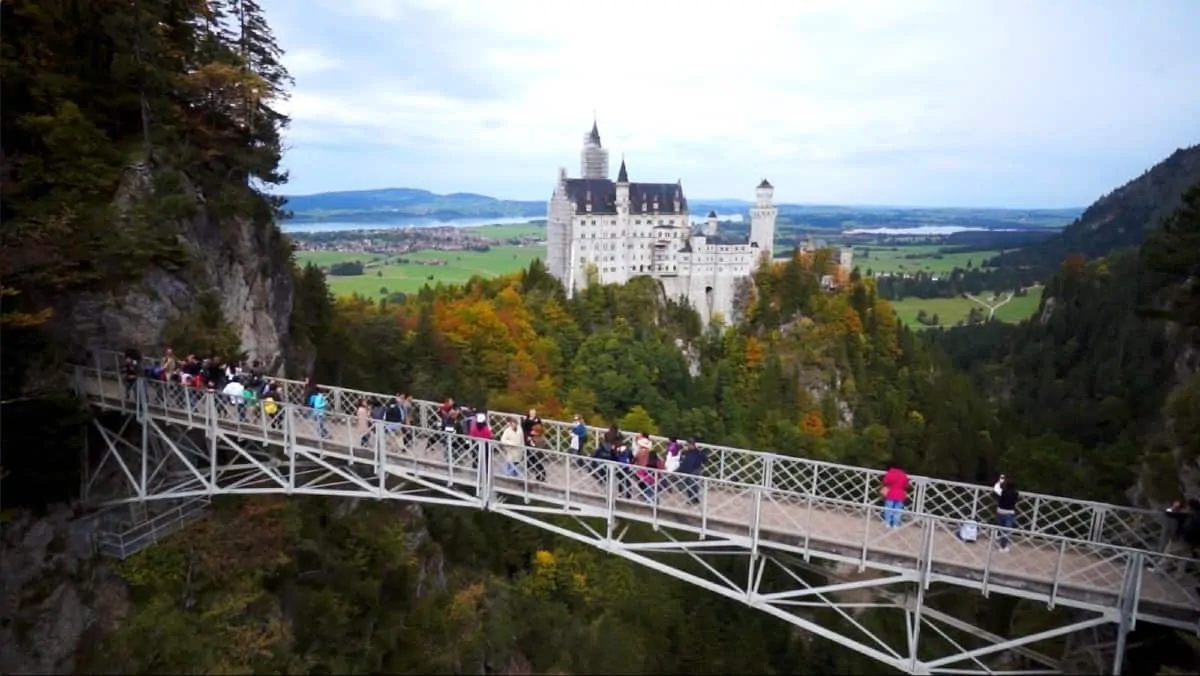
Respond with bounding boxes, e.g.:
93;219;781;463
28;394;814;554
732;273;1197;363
73;364;1200;675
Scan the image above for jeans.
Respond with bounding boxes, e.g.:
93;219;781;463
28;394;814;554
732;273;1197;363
883;499;904;527
996;512;1015;549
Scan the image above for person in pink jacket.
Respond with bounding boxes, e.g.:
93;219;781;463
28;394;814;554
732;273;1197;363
880;463;909;528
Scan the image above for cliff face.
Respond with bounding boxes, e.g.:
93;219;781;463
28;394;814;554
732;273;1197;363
50;162;294;368
0;506;130;675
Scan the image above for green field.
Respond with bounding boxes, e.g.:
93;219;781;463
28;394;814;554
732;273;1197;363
890;287;1043;329
461;222;546;239
857;245;1003;275
298;245;545;296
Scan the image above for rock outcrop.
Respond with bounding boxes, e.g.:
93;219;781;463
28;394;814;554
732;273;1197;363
0;506;130;674
51;162;294;369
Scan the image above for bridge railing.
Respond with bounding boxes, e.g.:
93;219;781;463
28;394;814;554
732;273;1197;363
93;498;212;559
88;351;1168;553
75;364;1200;625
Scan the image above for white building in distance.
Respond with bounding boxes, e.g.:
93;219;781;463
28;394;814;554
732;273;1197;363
546;120;778;325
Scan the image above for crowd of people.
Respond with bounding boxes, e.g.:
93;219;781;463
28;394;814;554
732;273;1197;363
117;349;711;505
115;348;1200;557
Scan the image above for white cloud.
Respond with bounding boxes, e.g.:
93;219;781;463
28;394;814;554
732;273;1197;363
285;47;341;76
263;0;1200;206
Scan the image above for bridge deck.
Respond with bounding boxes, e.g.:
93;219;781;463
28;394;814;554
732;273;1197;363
76;370;1200;631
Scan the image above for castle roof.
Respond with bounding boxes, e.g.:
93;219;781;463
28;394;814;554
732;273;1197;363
563;176;688;215
589;120;601;145
758;178;773;189
706;210;717;218
617;158;628;183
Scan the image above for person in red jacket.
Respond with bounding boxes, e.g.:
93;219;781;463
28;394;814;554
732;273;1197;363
880;463;910;528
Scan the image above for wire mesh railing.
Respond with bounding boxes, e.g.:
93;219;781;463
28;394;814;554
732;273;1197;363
73;363;1200;625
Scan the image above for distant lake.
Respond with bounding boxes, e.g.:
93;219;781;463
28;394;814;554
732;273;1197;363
844;226;1017;236
282;213;747;233
281;216;541;233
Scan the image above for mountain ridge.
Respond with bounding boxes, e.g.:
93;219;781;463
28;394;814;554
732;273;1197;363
282;186;1082;229
988;144;1200;271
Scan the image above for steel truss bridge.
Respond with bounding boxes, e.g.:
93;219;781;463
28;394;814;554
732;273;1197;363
72;353;1198;675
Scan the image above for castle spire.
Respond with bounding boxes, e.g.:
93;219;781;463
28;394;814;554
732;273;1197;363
589;115;601;145
617;156;628;183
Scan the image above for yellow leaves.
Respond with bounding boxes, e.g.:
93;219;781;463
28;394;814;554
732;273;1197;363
617;405;658;435
521;548;598;607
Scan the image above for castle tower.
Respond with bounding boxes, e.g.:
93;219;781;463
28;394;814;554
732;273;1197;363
616;157;630;209
546;166;576;294
580;119;610;179
839;247;854;276
750;178;778;257
702;210;718;237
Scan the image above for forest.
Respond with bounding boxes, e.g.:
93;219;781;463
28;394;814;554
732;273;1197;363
2;0;1199;673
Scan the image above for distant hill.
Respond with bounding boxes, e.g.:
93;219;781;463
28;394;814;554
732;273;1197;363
283;188;546;223
283;187;1081;230
989;145;1200;271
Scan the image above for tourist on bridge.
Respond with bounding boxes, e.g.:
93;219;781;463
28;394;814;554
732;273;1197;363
221;376;246;420
161;348;178;382
880;463;910;528
527;425;550;483
674;438;706;505
121;352;140;401
1163;499;1200;556
310;387;330;439
499;419;524;477
356;399;372;447
439;405;462;466
469;411;493;467
521;408;543;444
570;415;587;454
993;475;1019;553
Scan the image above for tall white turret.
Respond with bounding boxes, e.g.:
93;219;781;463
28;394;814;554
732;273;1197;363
750;178;777;255
616;157;630;210
580;119;609;179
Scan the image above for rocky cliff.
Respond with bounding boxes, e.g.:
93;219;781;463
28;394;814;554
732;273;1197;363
0;507;130;675
49;162;294;369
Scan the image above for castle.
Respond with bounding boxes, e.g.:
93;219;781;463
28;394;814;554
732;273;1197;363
546;121;781;325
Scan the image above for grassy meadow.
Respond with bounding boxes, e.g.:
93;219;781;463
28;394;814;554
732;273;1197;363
889;287;1043;329
298;245;545;296
856;245;1003;275
461;222;546;239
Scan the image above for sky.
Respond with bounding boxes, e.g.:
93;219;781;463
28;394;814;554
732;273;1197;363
264;0;1200;208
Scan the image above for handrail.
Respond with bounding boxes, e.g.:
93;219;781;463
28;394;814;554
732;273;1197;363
72;365;1200;628
84;350;1170;554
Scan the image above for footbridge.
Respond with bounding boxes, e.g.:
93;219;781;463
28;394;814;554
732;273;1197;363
72;353;1199;675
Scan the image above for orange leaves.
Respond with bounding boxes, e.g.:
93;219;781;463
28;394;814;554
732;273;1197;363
744;336;765;369
841;306;864;336
800;412;827;438
448;581;487;623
